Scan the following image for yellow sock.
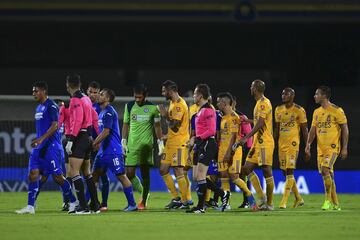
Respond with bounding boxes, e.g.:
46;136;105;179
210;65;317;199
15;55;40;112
233;178;252;196
162;173;178;199
331;179;339;205
265;176;274;206
220;178;230;192
291;176;301;200
323;175;332;201
280;175;293;206
205;189;211;202
184;171;192;201
249;172;265;199
176;175;188;202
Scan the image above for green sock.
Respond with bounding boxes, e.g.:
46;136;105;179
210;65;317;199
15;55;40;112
131;176;144;195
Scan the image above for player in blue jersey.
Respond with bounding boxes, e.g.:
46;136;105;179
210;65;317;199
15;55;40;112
87;81;110;212
16;81;77;214
92;88;137;211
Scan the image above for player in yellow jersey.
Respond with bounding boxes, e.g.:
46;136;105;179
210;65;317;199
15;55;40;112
305;86;349;210
159;80;191;209
216;92;258;211
274;88;308;209
233;79;275;210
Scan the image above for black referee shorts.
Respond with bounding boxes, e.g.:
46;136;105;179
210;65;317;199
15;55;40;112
193;137;217;166
69;131;92;160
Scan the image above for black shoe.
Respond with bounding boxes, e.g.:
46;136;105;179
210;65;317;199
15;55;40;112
205;198;218;208
221;191;231;212
165;197;182;209
61;202;69;211
75;205;90;215
186;207;205;214
90;201;101;214
179;202;191;209
238;201;250;209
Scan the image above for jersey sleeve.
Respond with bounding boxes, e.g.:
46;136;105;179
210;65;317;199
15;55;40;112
311;110;317;127
274;107;281;123
298;107;308;124
170;102;185;121
102;110;114;129
123;103;130;124
58;106;65;127
191;114;196;130
153;105;161;123
336;108;347;124
258;101;271;119
48;103;59;122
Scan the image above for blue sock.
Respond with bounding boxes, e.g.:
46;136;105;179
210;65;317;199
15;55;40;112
60;178;77;203
28;181;39;206
35;179;44;201
123;186;136;207
85;179;91;203
247;194;256;205
101;174;110;205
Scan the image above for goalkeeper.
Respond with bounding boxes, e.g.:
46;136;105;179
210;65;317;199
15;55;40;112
122;84;164;210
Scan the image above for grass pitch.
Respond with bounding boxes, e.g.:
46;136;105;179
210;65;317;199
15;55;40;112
1;192;360;240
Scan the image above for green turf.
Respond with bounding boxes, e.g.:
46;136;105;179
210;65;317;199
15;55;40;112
1;192;360;240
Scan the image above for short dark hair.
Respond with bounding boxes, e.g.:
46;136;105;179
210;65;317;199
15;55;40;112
33;81;48;93
217;92;233;105
133;83;148;96
284;87;295;96
162;80;178;92
317;85;331;99
195;84;211;100
102;88;115;102
66;74;81;89
88;81;101;89
253;79;266;93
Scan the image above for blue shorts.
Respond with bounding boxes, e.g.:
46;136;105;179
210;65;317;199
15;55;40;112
29;146;64;176
93;154;125;176
207;159;218;175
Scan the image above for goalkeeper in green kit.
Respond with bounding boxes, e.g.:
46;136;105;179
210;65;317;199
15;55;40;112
122;84;164;209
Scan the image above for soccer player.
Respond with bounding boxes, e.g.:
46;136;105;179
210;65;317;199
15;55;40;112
87;81;110;211
274;88;308;209
122;84;164;209
186;84;230;213
16;82;77;214
216;92;257;211
65;74;100;214
92;88;137;211
159;80;191;209
305;86;348;210
233;79;275;210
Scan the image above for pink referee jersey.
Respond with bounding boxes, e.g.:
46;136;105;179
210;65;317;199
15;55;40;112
195;103;216;140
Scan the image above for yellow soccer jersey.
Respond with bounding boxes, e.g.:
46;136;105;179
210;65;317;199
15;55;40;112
189;103;200;130
218;111;241;157
275;104;307;151
311;104;347;153
166;97;190;146
253;96;274;147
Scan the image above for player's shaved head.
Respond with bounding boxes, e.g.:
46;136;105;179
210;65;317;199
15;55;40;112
252;79;266;93
284;87;295;96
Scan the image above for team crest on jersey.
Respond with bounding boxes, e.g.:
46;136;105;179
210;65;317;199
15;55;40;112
292;141;297;146
144;108;149;113
327;115;331;122
258;138;263;144
261;105;265;110
131;114;137;120
331;144;336;149
176;107;181;112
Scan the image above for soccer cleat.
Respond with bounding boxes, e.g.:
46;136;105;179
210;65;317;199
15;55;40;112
179;201;191;210
266;205;274;211
216;204;231;211
164;197;182;209
15;205;35;215
68;201;78;214
75;206;91;215
137;202;146;210
90;201;101;214
321;200;333;210
61;202;69;212
238;201;250;209
205;198;218;209
186;207;205;214
99;203;108;212
333;204;341;211
123;205;138;212
279;204;286;209
258;196;268;210
221;191;231;212
187;199;194;206
292;198;305;208
247;195;259;211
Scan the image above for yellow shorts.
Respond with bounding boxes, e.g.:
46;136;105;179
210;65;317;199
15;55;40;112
317;149;338;173
185;148;194;168
218;148;242;174
246;146;274;166
278;149;299;170
161;145;188;167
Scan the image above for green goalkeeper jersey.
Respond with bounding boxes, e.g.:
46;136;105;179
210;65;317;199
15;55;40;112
123;100;160;151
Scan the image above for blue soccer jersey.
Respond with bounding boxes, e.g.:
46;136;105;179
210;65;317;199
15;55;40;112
97;104;122;156
91;102;101;139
